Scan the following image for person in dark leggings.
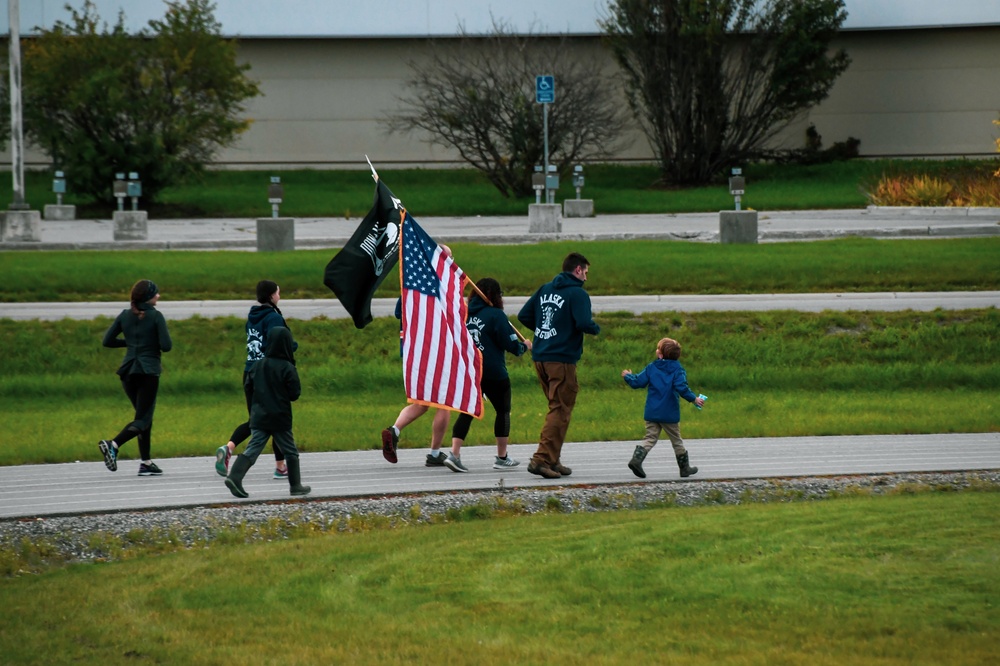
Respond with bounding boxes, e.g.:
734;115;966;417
443;277;531;473
98;279;173;476
215;280;296;479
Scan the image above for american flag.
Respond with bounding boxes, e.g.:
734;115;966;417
399;213;483;418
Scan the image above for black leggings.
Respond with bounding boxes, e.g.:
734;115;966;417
228;371;284;461
113;373;159;461
452;377;512;441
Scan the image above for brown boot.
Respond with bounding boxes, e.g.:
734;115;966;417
551;461;572;477
527;460;561;479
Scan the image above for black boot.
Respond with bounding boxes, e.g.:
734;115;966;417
628;445;649;478
286;456;311;496
225;454;253;498
677;451;698;478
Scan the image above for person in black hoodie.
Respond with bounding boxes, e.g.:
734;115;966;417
98;279;172;476
444;277;531;473
214;280;296;479
225;326;310;498
517;252;600;479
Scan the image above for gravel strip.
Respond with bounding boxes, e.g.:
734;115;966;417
3;471;997;568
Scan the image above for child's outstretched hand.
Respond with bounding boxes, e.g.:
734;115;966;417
621;369;631;377
694;395;706;408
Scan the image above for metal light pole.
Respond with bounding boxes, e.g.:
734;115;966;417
8;0;28;210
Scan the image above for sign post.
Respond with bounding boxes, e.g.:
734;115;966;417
535;75;555;203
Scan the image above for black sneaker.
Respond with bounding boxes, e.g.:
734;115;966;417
98;440;118;472
425;451;447;467
381;427;399;464
138;462;163;476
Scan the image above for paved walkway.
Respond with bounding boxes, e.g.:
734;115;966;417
2;206;999;250
3;292;999;322
1;433;998;520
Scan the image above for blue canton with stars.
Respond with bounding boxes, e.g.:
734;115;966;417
402;215;442;297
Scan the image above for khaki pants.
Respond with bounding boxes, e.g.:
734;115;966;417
531;361;579;466
641;421;687;457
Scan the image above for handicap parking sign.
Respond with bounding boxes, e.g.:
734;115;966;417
535;75;555;104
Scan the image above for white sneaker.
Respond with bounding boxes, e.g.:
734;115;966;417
493;455;520;469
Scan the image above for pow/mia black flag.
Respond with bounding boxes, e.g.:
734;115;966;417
324;179;403;328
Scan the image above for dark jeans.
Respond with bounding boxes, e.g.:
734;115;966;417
113;373;159;460
531;361;578;466
229;371;284;461
452;377;512;441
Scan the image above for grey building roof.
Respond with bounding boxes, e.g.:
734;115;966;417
6;0;1000;37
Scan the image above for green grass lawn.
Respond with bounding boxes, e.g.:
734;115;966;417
3;237;999;301
1;309;996;466
1;492;997;664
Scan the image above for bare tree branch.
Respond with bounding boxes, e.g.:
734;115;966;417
384;20;630;198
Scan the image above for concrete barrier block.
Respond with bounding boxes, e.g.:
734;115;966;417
1;209;42;242
257;217;295;251
563;199;595;218
528;204;562;233
44;204;77;221
113;210;149;241
719;210;758;244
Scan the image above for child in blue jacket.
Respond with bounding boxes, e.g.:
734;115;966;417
621;337;705;479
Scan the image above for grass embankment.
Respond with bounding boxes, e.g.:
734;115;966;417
1;492;997;664
7;158;999;218
1;308;996;466
3;236;1000;302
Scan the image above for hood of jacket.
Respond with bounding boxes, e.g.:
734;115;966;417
266;326;296;365
468;293;489;317
551;271;585;291
248;303;282;327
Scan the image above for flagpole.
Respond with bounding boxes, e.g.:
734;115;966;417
467;280;529;344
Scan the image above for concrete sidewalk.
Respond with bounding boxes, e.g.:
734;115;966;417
1;433;997;520
2;206;999;250
3;292;1000;322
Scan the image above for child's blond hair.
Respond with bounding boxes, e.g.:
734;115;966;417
658;337;682;360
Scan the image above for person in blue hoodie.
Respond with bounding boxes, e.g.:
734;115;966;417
517;252;600;479
621;337;705;479
444;277;531;473
215;280;296;479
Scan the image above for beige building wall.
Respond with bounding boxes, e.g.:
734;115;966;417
799;26;1000;157
222;37;647;169
11;26;1000;169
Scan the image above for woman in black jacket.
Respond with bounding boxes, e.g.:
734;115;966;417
98;279;172;476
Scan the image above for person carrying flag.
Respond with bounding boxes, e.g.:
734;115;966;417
382;215;483;464
381;249;455;467
443;277;531;473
